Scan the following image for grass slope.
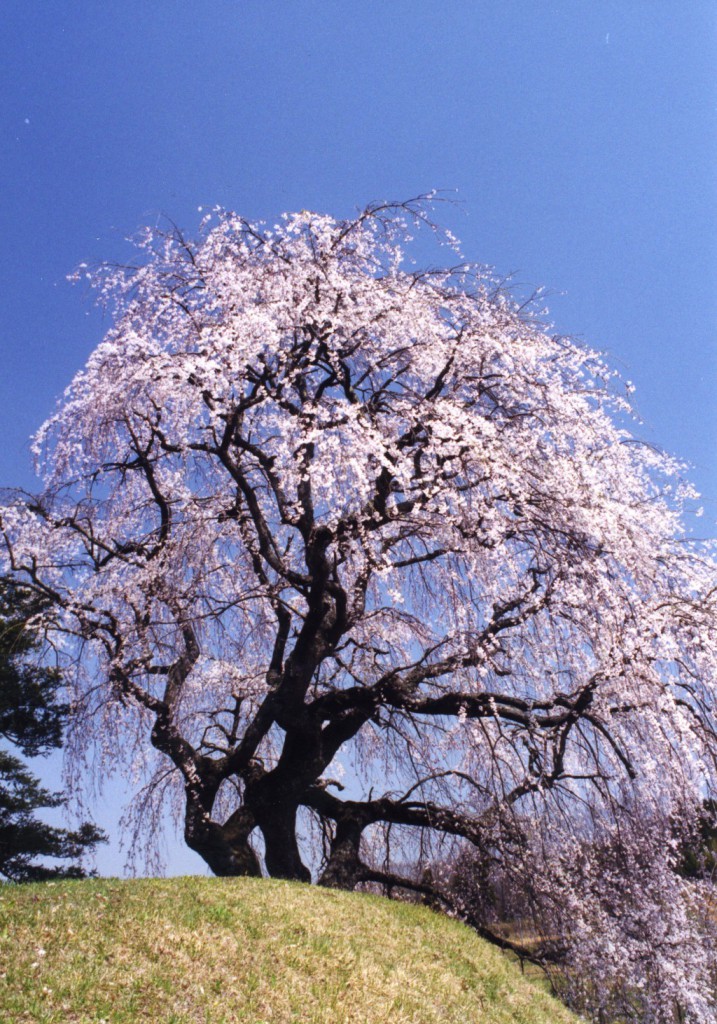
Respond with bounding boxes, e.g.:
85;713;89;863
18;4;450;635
0;876;579;1024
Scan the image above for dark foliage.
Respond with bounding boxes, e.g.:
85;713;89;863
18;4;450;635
0;579;105;882
0;581;67;757
0;750;105;882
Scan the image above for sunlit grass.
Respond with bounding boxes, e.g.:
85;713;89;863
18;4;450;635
0;876;581;1023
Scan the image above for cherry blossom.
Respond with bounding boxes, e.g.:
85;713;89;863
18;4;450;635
3;198;716;1020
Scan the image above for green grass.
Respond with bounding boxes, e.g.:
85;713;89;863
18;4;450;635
0;876;580;1023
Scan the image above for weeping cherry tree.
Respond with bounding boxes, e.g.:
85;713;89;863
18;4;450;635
2;198;717;1021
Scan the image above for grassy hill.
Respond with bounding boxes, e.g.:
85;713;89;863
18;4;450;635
0;876;580;1024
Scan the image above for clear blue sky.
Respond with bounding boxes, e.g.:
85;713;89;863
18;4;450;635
2;2;715;875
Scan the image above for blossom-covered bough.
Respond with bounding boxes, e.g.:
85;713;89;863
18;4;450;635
3;197;717;1020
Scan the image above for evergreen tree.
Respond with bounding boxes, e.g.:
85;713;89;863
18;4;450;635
0;580;105;882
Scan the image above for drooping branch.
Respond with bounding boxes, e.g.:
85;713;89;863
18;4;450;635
4;200;717;1019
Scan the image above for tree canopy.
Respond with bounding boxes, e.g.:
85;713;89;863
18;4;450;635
2;199;716;1019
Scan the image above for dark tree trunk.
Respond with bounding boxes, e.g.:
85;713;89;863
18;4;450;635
184;796;262;877
185;822;262;877
248;774;311;880
252;796;311;883
318;818;365;889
